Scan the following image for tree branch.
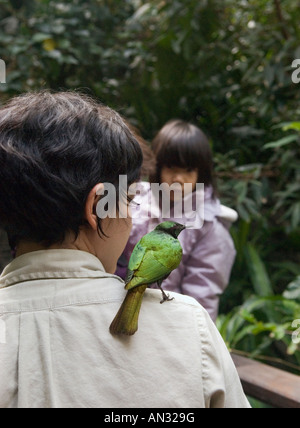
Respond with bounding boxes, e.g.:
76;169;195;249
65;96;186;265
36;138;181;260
273;0;290;40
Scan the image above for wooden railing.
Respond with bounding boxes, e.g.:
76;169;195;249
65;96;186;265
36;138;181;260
232;353;300;408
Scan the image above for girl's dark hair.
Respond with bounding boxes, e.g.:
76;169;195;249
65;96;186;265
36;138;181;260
124;121;156;180
0;91;143;248
150;120;217;196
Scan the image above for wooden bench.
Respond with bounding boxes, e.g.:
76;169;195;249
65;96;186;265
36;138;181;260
232;353;300;408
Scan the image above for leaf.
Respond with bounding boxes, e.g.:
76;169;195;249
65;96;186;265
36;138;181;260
244;243;273;296
263;134;299;150
292;202;300;230
236;203;250;222
287;341;299;356
283;276;300;302
282;122;300;132
32;33;52;43
264;64;275;87
132;3;152;21
42;39;56;52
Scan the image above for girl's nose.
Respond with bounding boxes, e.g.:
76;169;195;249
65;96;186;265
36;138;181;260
172;174;184;185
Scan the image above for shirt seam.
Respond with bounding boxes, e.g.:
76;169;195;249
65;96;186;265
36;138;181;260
0;297;123;316
0;293;200;316
195;306;209;408
0;273;123;289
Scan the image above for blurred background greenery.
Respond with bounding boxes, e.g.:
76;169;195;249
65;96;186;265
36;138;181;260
0;0;299;374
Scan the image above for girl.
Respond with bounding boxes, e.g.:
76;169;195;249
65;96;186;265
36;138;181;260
117;120;238;321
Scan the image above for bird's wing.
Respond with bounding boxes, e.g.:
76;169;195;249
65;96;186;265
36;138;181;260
125;250;171;290
125;241;146;285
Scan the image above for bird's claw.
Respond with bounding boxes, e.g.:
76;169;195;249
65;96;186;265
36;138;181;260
160;291;174;304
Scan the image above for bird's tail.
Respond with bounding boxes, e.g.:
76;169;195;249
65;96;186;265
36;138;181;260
109;285;147;336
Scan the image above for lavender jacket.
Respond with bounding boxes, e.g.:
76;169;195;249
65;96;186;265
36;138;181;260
116;182;237;321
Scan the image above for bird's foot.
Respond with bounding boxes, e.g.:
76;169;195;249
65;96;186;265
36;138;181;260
160;290;174;304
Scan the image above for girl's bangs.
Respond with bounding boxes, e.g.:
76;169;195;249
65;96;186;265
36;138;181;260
158;137;200;170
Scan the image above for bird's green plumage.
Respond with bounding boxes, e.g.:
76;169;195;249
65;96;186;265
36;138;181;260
110;221;185;336
125;231;183;290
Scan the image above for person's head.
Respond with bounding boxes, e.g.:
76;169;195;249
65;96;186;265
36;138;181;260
151;120;216;198
0;91;143;272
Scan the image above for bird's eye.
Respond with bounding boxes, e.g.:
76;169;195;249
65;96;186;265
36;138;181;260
127;194;140;207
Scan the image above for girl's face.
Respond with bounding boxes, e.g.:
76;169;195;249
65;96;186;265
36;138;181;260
160;166;198;201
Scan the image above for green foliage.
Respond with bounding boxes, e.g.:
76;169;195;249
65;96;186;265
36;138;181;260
0;0;299;376
0;0;134;103
217;291;300;372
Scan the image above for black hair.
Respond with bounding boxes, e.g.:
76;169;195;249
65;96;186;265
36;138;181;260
0;91;143;248
150;119;217;197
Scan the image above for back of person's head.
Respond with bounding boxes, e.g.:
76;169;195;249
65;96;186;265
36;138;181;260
151;119;216;194
0;91;143;249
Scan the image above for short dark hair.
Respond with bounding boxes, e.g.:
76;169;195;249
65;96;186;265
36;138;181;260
151;120;217;196
0;91;143;248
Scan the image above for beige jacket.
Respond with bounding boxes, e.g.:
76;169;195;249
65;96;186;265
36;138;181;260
0;250;250;408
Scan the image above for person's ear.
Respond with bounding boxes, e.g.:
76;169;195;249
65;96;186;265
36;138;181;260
84;183;104;231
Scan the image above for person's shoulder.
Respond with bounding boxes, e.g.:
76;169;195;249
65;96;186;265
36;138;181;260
140;288;215;342
144;288;207;314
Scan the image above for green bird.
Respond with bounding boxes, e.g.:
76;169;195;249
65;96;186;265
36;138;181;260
110;221;186;336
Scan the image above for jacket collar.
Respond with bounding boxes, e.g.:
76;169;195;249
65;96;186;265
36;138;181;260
0;249;110;289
